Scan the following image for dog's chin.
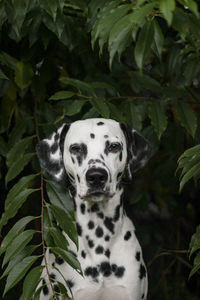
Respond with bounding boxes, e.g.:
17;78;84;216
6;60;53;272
80;190;113;202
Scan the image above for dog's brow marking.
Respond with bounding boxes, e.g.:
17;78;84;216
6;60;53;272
97;121;104;126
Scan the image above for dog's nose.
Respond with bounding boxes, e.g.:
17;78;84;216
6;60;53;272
86;168;108;188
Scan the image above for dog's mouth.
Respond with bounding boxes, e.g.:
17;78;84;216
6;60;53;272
80;189;113;200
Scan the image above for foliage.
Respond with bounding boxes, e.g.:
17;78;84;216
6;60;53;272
0;0;200;299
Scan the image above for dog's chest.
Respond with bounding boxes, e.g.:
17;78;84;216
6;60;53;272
65;199;144;291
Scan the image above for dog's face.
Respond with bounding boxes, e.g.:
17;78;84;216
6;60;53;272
63;119;127;201
36;118;152;202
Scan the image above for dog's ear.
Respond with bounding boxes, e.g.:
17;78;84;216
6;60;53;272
36;123;70;181
120;123;152;181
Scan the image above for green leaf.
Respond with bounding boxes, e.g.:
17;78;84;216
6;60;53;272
59;77;95;95
33;286;44;300
46;180;74;212
0;51;17;70
1;245;39;280
0;189;37;232
51;247;81;272
159;0;176;25
108;103;126;123
91;1;121;48
6;135;35;168
189;225;200;258
90;98;110;118
129;103;145;132
189;252;200;279
22;265;44;300
49;90;76;100
50;205;78;248
178;145;200;161
39;0;58;21
179;161;200;192
108;14;134;68
6;153;36;185
49;227;69;251
0;136;9;156
176;102;197;138
2;229;36;267
0;216;35;257
43;206;54;247
134;20;154;70
96;4;131;54
148;101;168;139
178;0;199;17
14;61;34;90
3;256;39;296
5;174;37;210
64;100;86;116
129;3;155;24
8;119;28;147
0;69;9;80
152;19;164;61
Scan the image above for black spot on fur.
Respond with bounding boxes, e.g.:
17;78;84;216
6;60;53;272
55;256;64;265
136;251;141;261
42;279;49;295
88;220;95;229
80;203;85;214
81;250;86;259
90;133;95;139
100;262;112;277
76;222;82;236
117;172;122;181
142;293;145;299
111;264;117;272
85;267;99;278
104;217;114;234
113;204;120;222
104;140;110;155
91;203;99;212
88;239;94;248
69;250;77;257
51;143;59;154
95;245;104;254
95;226;104;238
105;235;110;241
105;249;110;258
119;151;123;161
72;157;75;164
66;280;74;288
100;154;105;160
50;273;56;282
139;264;146;279
104;135;108;138
97;121;104;126
54;284;60;293
97;212;104;219
124;231;132;241
115;266;125;278
74;143;88;166
77;174;80;182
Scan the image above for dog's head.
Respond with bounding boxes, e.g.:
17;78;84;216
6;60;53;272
36;118;152;202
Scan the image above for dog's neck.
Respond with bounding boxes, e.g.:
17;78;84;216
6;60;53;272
74;187;124;245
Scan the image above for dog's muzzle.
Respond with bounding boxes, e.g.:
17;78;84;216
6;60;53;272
85;167;108;196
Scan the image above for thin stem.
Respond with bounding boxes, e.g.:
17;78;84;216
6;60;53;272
34;99;57;300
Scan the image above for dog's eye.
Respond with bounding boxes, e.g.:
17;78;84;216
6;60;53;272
108;143;121;153
70;144;82;154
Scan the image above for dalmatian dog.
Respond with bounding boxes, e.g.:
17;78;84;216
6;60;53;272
36;118;152;300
